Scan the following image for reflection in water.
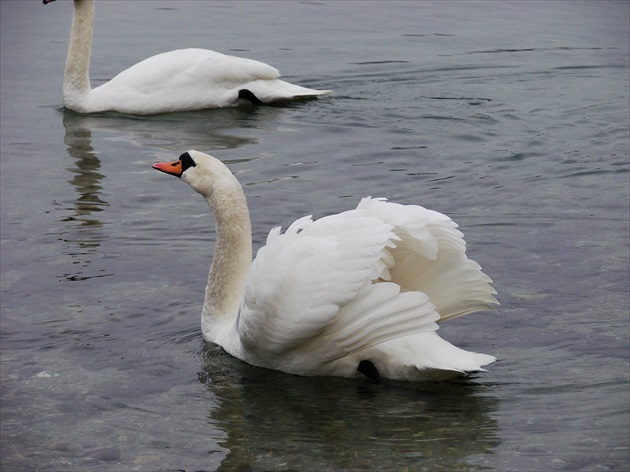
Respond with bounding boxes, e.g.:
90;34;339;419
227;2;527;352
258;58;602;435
63;113;108;227
198;344;500;471
60;106;268;154
59;112;109;281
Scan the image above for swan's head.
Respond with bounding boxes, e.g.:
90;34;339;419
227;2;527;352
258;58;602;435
153;150;238;198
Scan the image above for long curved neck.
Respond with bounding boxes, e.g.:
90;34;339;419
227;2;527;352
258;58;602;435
64;0;94;107
201;184;252;339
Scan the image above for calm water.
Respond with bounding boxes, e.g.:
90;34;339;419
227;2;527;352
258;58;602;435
1;1;629;471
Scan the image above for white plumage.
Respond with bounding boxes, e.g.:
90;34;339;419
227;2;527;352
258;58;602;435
45;0;330;114
153;151;498;382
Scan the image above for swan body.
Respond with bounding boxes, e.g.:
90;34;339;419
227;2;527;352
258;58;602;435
45;0;330;114
153;151;498;382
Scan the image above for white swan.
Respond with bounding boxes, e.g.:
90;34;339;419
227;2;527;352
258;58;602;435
44;0;330;114
153;151;498;382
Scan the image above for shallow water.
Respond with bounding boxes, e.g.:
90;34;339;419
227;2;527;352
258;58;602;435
1;1;628;471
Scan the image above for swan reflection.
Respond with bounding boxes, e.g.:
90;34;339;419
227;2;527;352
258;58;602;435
58;112;109;281
198;344;500;471
60;107;264;152
63;113;108;227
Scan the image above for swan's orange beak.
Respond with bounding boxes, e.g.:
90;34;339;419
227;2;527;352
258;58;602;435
153;160;183;178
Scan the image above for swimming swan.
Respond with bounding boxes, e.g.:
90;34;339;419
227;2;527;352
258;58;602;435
153;151;498;382
44;0;330;114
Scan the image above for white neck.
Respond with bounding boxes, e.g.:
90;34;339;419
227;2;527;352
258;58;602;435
64;0;94;109
200;183;252;342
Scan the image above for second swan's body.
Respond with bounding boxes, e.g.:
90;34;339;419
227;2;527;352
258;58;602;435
45;0;330;114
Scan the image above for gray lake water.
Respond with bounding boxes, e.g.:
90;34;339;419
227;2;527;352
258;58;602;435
1;1;629;471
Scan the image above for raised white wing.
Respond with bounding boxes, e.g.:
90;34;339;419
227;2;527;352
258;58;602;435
237;209;440;364
357;197;498;321
237;197;496;369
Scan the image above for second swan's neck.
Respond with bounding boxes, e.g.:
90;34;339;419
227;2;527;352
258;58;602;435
64;0;95;108
201;183;253;340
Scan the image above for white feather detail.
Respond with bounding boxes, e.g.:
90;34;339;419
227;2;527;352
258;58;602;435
239;211;399;357
357;197;498;322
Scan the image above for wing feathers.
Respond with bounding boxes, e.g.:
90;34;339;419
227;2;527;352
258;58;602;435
295;281;440;363
329;284;439;354
237;197;497;369
240;211;399;355
359;197;498;322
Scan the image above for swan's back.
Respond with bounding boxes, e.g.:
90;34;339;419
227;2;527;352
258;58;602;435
90;49;282;113
106;49;280;90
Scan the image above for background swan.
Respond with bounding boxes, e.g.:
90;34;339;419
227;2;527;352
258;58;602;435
153;151;498;382
44;0;330;114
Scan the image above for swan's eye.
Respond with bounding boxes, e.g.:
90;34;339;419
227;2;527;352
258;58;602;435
179;152;197;173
